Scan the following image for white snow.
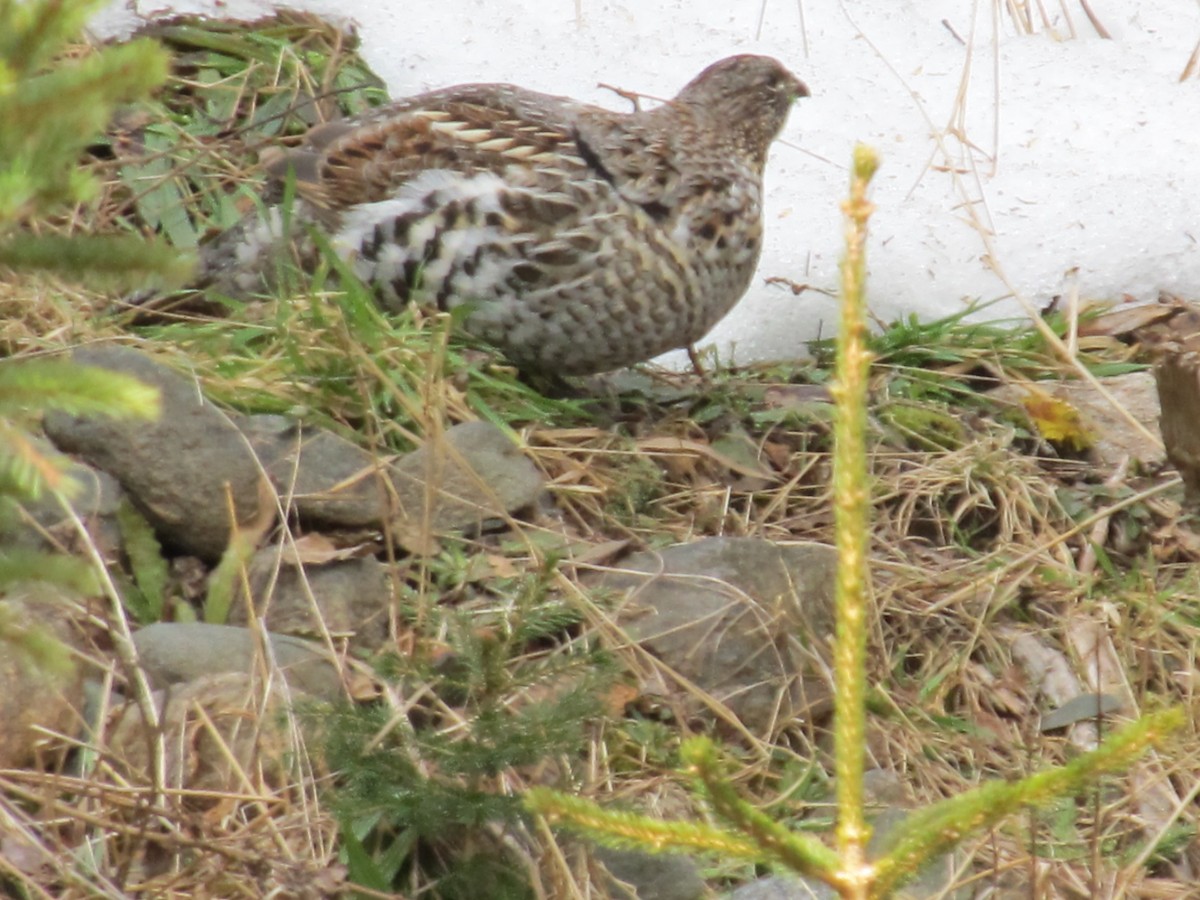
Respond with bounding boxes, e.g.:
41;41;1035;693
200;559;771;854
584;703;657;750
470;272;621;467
91;0;1200;367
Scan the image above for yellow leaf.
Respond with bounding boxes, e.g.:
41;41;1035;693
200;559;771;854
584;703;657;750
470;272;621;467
1022;387;1092;450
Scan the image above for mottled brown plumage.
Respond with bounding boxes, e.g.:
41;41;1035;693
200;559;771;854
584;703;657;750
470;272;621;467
202;56;808;375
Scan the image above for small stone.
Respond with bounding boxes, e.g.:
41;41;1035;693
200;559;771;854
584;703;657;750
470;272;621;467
14;449;124;559
133;622;344;702
238;415;393;528
229;543;390;650
389;420;546;534
869;807;971;900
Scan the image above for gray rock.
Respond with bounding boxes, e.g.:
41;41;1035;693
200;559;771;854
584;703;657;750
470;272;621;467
239;415;545;539
133;622;343;702
594;538;836;737
725;808;970;900
24;453;124;527
862;768;908;806
228;543;390;650
594;846;706;900
44;346;270;562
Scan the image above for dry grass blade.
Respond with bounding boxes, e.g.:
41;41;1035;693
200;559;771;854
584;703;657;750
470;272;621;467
1181;36;1200;81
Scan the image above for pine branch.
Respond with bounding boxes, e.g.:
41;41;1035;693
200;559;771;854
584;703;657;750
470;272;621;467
0;420;74;499
0;0;101;72
0;233;194;290
526;788;770;862
0;358;160;420
683;737;841;878
0;548;98;596
0;36;169;220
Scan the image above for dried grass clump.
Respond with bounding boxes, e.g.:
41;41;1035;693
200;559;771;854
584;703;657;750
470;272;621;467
875;433;1073;552
0;672;342;898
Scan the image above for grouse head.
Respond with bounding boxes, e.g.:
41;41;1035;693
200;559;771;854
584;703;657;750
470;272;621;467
672;55;809;167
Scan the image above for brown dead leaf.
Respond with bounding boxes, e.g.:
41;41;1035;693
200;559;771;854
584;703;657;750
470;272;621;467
602;683;641;717
761;440;792;471
1077;302;1179;339
279;532;375;566
969;661;1030;718
486;553;521;578
345;668;382;702
711;428;774;490
389;517;440;556
0;830;50;877
569;539;631;567
637;436;701;480
227;473;277;555
1150;519;1200;561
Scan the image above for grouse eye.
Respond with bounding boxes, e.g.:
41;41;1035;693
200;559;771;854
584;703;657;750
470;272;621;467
762;71;793;97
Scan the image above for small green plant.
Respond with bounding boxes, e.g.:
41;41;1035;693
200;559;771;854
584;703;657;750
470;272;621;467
324;554;611;899
113;500;170;622
524;146;1182;899
606;451;668;526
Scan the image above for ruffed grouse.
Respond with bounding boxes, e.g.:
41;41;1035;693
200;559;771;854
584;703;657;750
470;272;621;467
198;55;808;375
